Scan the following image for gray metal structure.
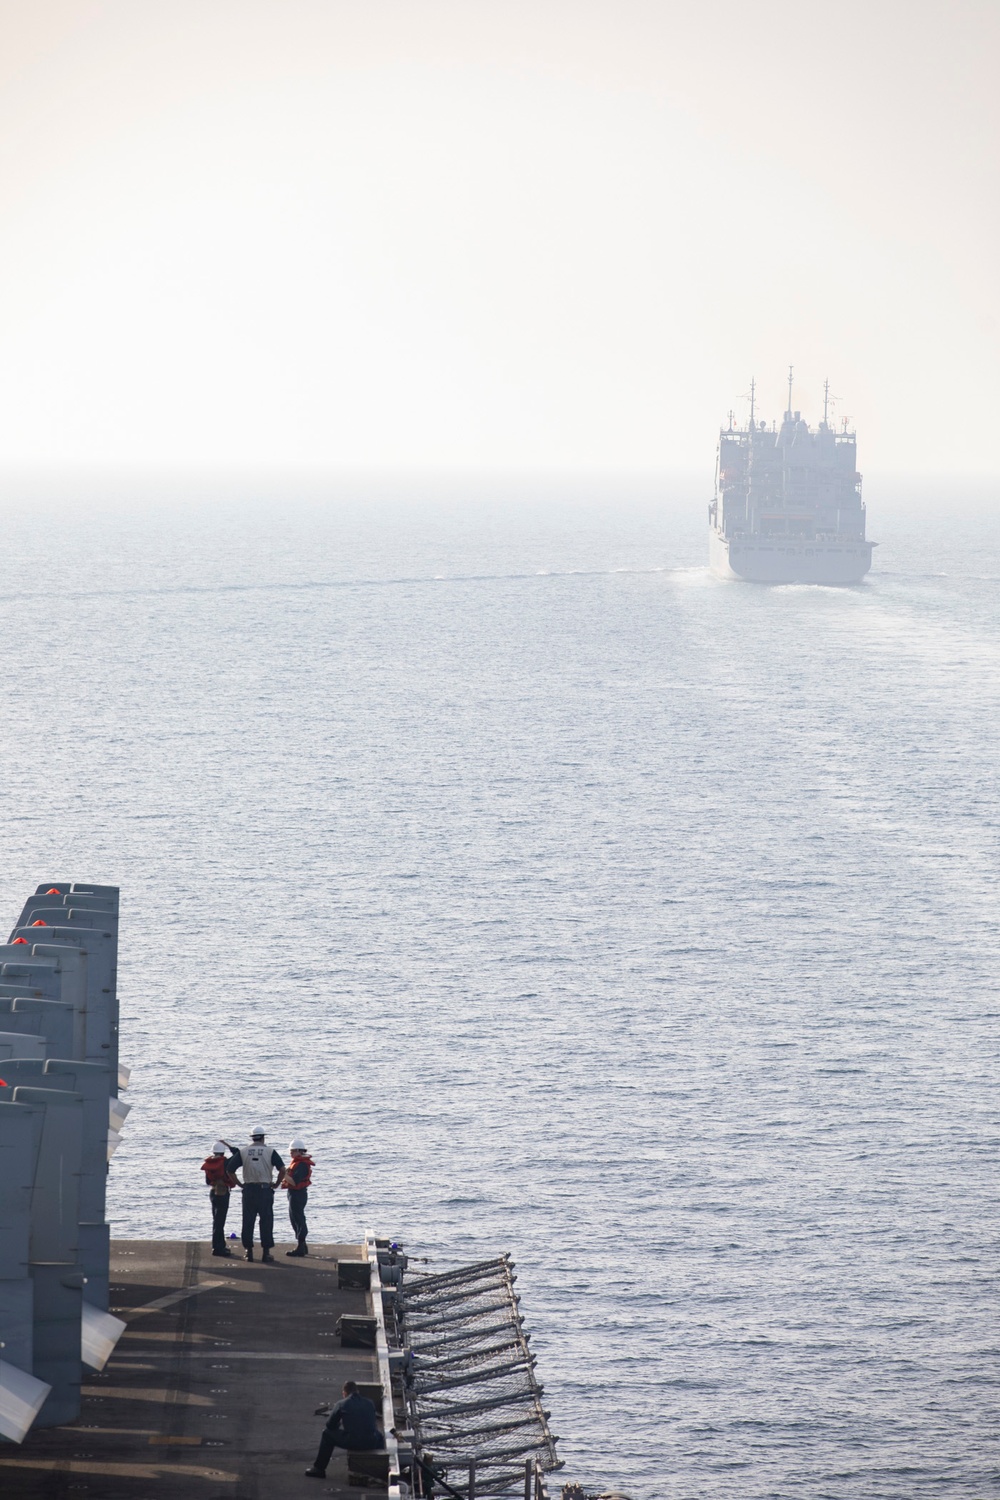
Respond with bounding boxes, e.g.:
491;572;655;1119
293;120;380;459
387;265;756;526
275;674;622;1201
0;883;127;1444
384;1252;561;1498
708;372;875;584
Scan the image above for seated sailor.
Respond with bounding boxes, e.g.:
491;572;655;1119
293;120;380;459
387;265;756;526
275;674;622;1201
305;1380;384;1478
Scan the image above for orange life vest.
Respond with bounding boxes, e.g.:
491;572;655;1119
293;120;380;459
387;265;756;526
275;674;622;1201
202;1156;235;1192
283;1154;313;1190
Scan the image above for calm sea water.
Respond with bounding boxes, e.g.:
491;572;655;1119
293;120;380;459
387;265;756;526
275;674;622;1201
0;473;997;1499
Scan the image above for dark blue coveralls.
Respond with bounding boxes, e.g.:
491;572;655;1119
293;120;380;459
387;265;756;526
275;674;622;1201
312;1391;383;1475
226;1145;285;1253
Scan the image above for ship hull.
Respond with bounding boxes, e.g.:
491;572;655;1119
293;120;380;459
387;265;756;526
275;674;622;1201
709;528;872;585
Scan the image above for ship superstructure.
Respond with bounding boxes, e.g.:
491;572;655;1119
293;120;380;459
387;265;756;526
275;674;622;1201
709;371;874;583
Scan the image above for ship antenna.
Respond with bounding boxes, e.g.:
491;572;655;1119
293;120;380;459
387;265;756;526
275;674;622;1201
749;376;756;426
786;364;794;420
823;377;830;426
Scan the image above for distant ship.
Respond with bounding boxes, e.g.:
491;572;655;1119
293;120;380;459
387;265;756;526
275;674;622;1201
709;370;874;584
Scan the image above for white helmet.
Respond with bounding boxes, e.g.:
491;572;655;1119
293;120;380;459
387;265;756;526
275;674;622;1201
212;1141;226;1155
250;1126;265;1139
289;1137;307;1152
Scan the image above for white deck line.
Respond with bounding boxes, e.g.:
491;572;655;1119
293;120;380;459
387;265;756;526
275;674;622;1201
366;1235;403;1500
120;1279;227;1319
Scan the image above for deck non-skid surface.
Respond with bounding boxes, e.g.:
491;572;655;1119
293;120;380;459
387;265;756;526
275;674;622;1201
0;1238;378;1500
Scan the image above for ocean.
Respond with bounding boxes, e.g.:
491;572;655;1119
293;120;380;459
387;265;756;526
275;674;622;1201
0;473;997;1499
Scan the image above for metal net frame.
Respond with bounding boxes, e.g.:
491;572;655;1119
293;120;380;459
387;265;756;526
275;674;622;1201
395;1255;562;1498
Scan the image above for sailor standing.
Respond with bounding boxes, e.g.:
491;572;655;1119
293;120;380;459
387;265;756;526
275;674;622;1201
226;1127;284;1263
200;1142;236;1257
281;1138;314;1256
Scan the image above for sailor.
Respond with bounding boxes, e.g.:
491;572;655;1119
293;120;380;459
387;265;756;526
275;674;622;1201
305;1380;383;1479
226;1127;284;1263
200;1142;236;1257
281;1137;314;1257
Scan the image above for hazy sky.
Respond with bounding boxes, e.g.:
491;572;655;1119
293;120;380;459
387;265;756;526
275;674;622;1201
0;0;997;475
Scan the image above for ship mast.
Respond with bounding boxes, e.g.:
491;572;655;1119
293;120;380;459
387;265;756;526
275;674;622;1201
749;376;756;427
786;364;794;420
823;378;830;426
